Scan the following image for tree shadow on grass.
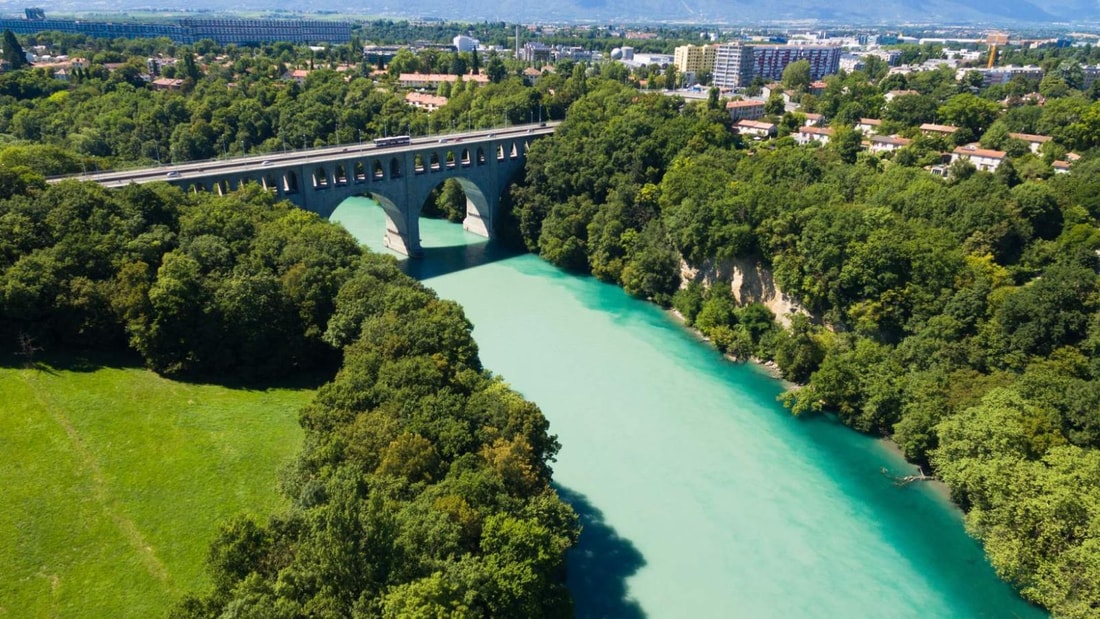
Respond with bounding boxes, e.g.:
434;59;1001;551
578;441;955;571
0;347;332;392
555;484;647;619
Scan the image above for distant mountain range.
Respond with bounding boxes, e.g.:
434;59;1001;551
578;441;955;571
0;0;1096;24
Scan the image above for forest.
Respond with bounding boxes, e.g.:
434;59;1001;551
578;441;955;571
509;74;1100;617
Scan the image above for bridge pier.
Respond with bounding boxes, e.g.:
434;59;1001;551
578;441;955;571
462;197;491;238
384;224;422;257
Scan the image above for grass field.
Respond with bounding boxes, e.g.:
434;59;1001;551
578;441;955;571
0;353;315;618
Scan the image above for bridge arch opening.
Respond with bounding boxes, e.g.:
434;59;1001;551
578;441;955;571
263;174;278;194
390;158;402;179
334;164;347;186
419;175;497;239
354;161;366;182
461;148;471;166
446;151;458;169
429;153;441;172
496;145;505;161
414;154;426;174
283;171;299;194
373;160;384;180
312;167;329;189
509;142;519;159
476;147;486;165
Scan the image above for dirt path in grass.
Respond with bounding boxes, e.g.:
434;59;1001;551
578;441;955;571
22;369;172;590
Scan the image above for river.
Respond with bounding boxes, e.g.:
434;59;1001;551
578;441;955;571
332;197;1045;619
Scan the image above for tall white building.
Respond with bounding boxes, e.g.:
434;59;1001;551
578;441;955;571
453;35;479;53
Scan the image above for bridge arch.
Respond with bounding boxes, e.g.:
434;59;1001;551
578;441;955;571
283;171;299;194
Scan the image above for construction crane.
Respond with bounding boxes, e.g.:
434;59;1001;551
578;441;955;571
987;43;998;68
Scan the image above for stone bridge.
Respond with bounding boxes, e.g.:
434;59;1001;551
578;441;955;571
63;123;557;256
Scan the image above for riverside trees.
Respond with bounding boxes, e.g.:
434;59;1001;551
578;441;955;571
511;77;1100;618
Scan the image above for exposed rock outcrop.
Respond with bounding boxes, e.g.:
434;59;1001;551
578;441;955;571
680;256;807;328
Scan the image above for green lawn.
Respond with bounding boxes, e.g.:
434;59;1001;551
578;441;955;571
0;354;313;618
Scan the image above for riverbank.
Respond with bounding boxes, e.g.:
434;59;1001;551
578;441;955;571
667;306;790;382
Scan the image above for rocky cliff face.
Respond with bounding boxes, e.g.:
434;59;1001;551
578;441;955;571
681;256;806;328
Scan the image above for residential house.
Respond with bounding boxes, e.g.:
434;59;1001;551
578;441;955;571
795;126;834;145
868;135;911;154
920;123;959;138
1052;160;1072;174
760;82;784;98
855;118;882;134
522;67;542;85
283;69;310;84
151;77;184;90
802;112;824;126
952;145;1006;172
735;119;777;139
1008;132;1051;154
405;92;448;112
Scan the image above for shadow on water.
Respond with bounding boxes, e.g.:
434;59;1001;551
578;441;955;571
555;484;647;619
400;239;522;280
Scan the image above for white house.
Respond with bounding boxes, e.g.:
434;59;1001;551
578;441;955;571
795;126;834;145
868;135;911;154
952;145;1006;172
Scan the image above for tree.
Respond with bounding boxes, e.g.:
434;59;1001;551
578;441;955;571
765;92;785;116
663;64;678;90
486;56;507;83
781;59;812;93
938;93;1001;144
831;127;863;164
2;30;28;69
862;55;888;81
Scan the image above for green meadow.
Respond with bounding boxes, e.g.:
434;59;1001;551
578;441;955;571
0;354;313;618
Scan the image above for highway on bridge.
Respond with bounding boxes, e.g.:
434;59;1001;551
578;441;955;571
54;122;560;188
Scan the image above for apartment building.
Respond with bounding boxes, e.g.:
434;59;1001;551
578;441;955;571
673;44;717;75
726;99;766;121
751;45;841;83
713;43;755;89
713;43;841;90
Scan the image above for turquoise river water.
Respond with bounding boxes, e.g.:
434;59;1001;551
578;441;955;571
332;197;1045;619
